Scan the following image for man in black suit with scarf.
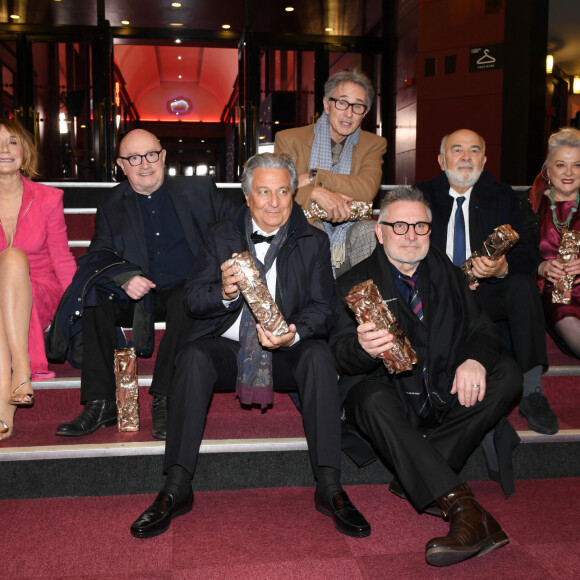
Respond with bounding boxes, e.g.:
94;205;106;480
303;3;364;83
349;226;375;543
330;187;521;567
415;129;558;435
130;152;370;540
56;129;236;440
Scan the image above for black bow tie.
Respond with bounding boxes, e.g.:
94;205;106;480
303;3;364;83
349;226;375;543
251;232;275;244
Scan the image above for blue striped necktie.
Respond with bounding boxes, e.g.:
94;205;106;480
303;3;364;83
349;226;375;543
453;196;466;267
401;276;431;418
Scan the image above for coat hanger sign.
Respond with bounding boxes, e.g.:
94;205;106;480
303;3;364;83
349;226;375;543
470;44;503;72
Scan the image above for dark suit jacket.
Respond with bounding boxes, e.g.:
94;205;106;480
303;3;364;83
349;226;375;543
416;170;540;277
182;202;339;344
89;176;237;276
330;244;500;423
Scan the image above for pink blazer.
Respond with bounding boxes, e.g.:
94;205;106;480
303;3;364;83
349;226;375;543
0;177;76;379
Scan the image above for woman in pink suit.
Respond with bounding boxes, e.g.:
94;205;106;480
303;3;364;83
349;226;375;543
0;119;76;441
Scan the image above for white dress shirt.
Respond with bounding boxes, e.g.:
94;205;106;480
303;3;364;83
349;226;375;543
222;220;299;343
445;187;473;264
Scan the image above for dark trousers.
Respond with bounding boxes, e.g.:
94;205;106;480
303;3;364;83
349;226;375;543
343;356;522;510
475;273;548;372
164;337;342;480
80;282;192;402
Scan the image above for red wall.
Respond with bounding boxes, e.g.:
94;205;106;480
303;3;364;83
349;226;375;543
396;0;506;184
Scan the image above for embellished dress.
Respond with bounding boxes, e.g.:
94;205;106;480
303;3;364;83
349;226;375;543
537;195;580;325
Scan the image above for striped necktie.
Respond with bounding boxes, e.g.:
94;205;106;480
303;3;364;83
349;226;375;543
401;276;431;418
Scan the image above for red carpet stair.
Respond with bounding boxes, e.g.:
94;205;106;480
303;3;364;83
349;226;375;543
1;183;579;500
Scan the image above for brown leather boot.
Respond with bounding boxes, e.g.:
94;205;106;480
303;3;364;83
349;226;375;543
425;483;509;567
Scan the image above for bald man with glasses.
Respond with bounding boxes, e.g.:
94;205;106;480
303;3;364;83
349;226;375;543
329;186;521;567
275;70;387;275
56;129;236;440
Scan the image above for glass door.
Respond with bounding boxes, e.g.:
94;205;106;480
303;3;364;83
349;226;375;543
30;40;95;180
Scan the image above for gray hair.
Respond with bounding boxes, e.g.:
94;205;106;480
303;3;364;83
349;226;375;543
439;130;487;156
546;127;580;164
324;70;375;108
241;152;298;195
378;186;432;221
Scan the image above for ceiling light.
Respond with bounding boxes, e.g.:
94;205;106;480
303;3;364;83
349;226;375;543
178;75;182;79
325;27;334;32
175;39;182;44
169;22;184;27
121;20;130;25
10;14;21;20
168;96;192;115
222;24;231;29
178;56;182;60
178;139;183;143
285;6;295;12
171;2;182;7
546;54;554;74
59;113;67;134
573;76;580;95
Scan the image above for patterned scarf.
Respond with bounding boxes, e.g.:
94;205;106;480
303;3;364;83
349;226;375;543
236;211;289;409
309;112;361;270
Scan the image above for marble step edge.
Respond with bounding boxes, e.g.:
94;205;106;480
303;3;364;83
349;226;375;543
36;365;580;390
1;431;579;463
0;437;307;462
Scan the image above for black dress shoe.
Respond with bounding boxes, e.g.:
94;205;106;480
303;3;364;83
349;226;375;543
131;489;194;539
389;478;446;520
151;393;168;440
519;391;559;435
56;400;117;437
314;489;371;538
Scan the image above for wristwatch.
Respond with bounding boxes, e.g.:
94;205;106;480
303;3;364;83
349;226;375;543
308;169;318;183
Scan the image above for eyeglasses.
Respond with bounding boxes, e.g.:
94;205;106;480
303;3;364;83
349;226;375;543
118;150;162;167
380;221;432;235
328;97;368;115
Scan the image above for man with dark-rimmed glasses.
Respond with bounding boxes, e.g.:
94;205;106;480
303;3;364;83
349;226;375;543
275;70;387;275
330;186;521;567
56;129;236;440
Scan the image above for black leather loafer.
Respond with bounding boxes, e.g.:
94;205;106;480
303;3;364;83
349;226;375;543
151;393;168;440
315;489;371;538
56;400;117;437
131;489;194;539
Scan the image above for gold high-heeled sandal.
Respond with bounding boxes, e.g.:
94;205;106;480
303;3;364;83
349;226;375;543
0;419;14;441
10;376;34;406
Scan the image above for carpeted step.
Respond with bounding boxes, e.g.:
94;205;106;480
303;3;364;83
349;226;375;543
64;211;96;239
2;377;580;499
6;372;580;444
2;388;306;448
